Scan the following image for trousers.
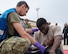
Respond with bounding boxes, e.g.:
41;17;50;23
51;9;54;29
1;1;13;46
0;36;31;54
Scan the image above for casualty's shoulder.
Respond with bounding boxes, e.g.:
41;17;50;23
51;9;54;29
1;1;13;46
34;30;41;34
50;25;61;28
50;25;61;31
34;30;40;34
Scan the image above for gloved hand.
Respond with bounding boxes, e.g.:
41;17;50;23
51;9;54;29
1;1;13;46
32;28;39;32
34;42;46;54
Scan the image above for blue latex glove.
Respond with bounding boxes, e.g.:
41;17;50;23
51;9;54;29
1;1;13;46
32;28;38;32
34;42;45;54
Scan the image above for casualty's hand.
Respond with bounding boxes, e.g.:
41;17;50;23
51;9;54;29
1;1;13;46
43;39;53;46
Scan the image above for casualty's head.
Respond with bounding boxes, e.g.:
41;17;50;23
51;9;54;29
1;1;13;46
16;1;29;16
36;17;49;34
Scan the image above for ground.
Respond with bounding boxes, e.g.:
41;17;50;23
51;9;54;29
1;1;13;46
62;40;68;54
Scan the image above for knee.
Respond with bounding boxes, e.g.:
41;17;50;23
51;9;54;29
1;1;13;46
12;38;31;53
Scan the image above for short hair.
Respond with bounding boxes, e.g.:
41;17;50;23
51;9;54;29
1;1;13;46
16;1;29;9
36;18;47;28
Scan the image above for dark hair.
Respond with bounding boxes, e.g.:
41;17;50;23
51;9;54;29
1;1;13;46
36;18;47;28
16;1;29;9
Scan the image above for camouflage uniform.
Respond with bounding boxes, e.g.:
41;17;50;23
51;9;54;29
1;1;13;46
0;12;31;54
0;36;31;54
